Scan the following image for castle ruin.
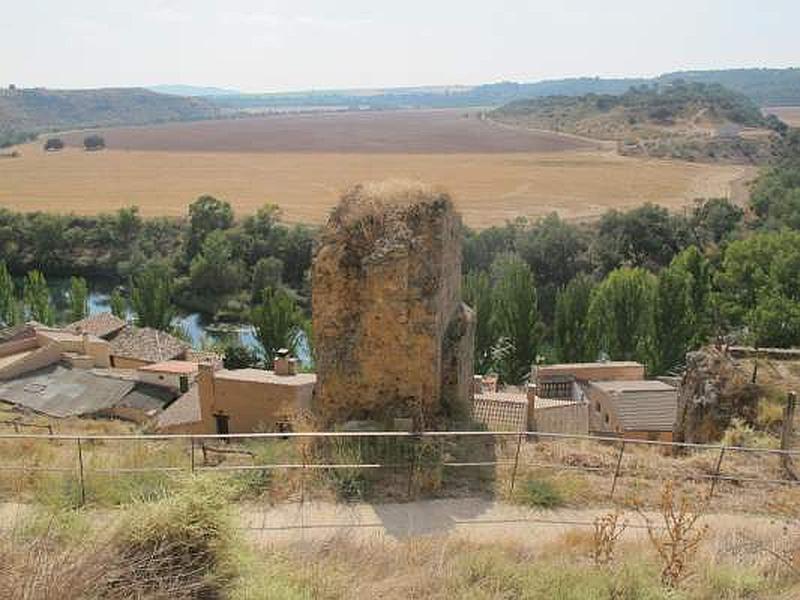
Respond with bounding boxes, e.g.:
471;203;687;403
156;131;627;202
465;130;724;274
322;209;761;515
312;182;475;427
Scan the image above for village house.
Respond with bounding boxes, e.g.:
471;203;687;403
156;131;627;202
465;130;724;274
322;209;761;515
67;312;127;340
157;352;316;434
584;379;678;441
107;326;190;368
529;361;678;439
469;361;678;437
0;320;196;425
138;360;198;393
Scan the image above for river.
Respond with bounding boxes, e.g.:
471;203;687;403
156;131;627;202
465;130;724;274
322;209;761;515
45;278;310;364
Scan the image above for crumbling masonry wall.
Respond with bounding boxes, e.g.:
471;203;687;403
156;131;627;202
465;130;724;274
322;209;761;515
312;182;475;425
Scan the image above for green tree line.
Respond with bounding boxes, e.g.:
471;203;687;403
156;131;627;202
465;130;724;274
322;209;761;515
463;128;800;382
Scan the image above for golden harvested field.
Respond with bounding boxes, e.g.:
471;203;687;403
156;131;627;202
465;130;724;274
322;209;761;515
0;110;751;228
766;106;800;127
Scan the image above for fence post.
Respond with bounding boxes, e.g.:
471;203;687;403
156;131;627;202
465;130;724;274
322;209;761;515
609;441;626;499
509;432;524;496
407;434;419;499
190;437;196;474
781;391;797;480
76;438;86;507
708;445;726;499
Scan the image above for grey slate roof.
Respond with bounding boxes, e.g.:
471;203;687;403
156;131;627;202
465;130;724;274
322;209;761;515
110;326;189;363
67;312;127;339
0;365;176;418
156;385;201;429
591;380;677;432
0;365;134;417
119;382;177;412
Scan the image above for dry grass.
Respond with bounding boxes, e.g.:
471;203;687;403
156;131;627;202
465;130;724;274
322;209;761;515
236;529;799;599
0;144;748;228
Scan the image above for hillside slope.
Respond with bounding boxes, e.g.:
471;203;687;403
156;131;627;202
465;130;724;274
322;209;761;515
0;87;219;134
208;68;800;113
491;82;781;163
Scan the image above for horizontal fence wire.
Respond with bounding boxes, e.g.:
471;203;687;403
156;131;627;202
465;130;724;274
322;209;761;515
3;430;800;512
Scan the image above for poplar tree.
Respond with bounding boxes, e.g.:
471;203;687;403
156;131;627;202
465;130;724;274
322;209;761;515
463;270;495;374
69;276;89;322
0;261;18;326
23;270;55;326
653;266;693;374
587;267;656;368
490;254;541;384
109;288;127;319
554;274;595;363
131;263;175;330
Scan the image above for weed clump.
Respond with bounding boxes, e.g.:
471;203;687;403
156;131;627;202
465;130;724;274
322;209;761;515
115;475;238;597
516;477;564;508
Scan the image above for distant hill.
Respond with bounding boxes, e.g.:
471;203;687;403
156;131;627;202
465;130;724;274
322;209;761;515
657;68;800;106
207;68;800;113
0;87;219;137
492;81;781;163
147;84;242;97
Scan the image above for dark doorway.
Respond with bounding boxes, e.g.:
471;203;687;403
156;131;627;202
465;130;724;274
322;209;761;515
214;413;230;436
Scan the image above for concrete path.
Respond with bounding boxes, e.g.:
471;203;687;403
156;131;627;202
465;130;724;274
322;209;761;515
237;498;789;548
0;498;789;552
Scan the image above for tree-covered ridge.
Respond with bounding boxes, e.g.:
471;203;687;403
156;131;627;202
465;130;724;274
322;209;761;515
492;81;781;163
461;126;800;380
497;81;766;127
0;87;219;133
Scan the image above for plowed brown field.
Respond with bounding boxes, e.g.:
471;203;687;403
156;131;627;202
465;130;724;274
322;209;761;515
0;109;751;228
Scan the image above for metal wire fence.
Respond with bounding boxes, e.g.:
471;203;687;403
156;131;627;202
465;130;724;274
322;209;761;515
1;430;800;510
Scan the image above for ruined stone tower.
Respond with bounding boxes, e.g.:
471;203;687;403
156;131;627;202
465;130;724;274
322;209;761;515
312;182;475;426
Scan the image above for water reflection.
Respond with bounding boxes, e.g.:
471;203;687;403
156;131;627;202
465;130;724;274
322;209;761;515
47;278;310;364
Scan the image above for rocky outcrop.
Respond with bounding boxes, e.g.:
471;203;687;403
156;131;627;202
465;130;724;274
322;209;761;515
312;181;475;427
673;347;760;443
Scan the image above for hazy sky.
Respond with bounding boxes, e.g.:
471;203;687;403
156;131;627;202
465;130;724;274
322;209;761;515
5;0;798;92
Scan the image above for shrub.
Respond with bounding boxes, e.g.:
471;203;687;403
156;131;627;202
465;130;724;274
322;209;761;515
83;134;105;151
722;417;778;449
516;477;564;509
43;137;64;151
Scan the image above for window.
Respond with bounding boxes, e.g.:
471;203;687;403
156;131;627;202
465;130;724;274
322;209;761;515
594;402;601;413
604;413;610;425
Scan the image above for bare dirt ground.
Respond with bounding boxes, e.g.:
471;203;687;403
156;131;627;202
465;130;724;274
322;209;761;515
766;106;800;127
0;144;746;228
55;109;604;154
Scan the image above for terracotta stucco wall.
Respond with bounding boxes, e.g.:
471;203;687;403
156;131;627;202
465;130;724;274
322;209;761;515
0;343;61;380
537;363;645;384
138;371;195;391
112;356;151;370
211;378;313;433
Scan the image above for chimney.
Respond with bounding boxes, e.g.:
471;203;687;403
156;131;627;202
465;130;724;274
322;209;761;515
197;363;216;433
273;348;296;376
